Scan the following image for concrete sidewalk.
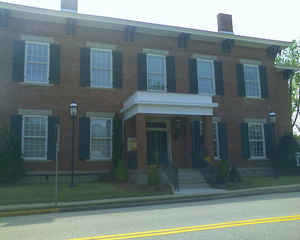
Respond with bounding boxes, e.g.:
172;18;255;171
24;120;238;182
1;184;300;217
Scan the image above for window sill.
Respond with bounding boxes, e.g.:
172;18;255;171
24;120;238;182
24;159;50;162
20;82;53;87
88;159;112;162
214;157;221;160
248;157;269;161
244;96;264;100
87;86;117;91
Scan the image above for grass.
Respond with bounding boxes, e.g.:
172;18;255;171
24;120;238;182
0;182;170;206
227;175;300;190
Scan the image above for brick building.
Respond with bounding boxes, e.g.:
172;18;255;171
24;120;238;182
0;0;295;183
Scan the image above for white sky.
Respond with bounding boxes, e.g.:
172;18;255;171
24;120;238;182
3;0;300;41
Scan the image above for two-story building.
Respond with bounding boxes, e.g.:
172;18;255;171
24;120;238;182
0;0;295;184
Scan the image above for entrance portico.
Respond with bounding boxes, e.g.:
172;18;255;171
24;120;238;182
121;91;218;172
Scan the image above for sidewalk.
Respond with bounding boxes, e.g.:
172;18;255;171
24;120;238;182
1;184;300;217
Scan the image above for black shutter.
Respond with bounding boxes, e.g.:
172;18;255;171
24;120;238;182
49;44;60;85
218;122;228;160
191;121;201;167
47;116;59;161
241;123;250;158
12;40;25;83
189;58;198;93
10;115;22;153
214;61;224;95
138;53;147;90
166;56;176;92
79;117;90;160
113;51;123;89
236;63;245;97
264;123;273;159
80;48;91;87
260;65;269;98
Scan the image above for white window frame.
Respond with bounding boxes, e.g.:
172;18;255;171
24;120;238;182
89;117;113;161
196;58;216;96
90;48;113;88
213;121;220;160
24;41;50;84
244;64;261;99
146;54;167;92
248;121;266;160
22;115;48;161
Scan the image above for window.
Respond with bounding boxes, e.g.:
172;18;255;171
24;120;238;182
25;42;50;84
91;49;113;88
147;54;166;91
90;118;112;160
197;59;215;95
244;64;261;98
248;122;266;159
213;121;220;159
22;116;48;160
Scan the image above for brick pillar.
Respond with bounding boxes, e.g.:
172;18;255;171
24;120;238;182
204;116;214;162
136;114;147;169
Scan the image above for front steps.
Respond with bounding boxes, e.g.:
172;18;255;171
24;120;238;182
178;169;210;190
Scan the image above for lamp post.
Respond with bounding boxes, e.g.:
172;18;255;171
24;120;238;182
69;101;78;187
269;112;277;178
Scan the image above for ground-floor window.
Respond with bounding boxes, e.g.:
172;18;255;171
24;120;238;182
90;118;112;160
22;115;48;160
248;121;266;159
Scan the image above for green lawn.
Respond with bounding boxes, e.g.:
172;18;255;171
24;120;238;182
0;182;170;206
227;176;300;190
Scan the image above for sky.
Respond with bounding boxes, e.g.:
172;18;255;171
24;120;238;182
3;0;300;42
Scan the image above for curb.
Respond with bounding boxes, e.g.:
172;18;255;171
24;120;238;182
1;184;300;217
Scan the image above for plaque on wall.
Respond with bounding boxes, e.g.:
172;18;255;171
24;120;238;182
127;137;137;151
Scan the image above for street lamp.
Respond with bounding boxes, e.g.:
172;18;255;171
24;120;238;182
269;112;277;178
69;101;78;187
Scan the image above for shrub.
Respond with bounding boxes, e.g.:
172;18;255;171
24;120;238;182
148;165;161;187
215;159;229;184
229;165;242;183
114;159;128;182
276;133;299;174
0;127;24;183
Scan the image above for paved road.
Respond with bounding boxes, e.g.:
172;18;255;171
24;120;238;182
1;192;300;240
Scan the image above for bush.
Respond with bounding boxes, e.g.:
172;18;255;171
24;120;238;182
114;159;128;182
148;165;161;187
0;127;24;183
229;165;242;183
276;133;299;174
215;159;229;184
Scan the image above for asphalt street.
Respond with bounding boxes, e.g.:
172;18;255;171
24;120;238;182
1;192;300;240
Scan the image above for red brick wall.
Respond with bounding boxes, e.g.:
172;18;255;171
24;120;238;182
0;16;291;172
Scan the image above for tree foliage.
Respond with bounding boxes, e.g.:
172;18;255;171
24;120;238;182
275;40;300;129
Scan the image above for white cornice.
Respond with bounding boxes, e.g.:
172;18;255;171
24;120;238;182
0;2;291;48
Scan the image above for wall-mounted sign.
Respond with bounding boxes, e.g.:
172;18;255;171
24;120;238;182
128;137;137;151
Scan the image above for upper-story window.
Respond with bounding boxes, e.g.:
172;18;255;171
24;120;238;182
197;59;215;95
90;49;113;88
147;54;167;91
244;64;261;98
25;42;50;84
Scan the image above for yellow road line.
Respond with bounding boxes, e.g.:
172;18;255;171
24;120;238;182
69;214;300;240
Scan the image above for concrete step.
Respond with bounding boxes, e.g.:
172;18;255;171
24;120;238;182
179;183;210;189
179;179;207;184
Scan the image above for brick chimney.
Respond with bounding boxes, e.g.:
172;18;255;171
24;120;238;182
61;0;78;12
217;13;233;33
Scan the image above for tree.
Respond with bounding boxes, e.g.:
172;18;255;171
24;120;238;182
275;40;300;130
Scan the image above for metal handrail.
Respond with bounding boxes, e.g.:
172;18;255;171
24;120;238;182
163;160;179;192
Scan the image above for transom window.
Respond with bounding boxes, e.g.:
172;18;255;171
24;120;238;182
248;122;265;158
213;121;220;159
244;64;261;98
25;42;50;84
90;118;112;160
91;49;113;88
147;54;166;91
197;59;215;95
22;116;48;160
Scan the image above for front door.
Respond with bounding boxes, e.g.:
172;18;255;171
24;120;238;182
147;131;168;166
